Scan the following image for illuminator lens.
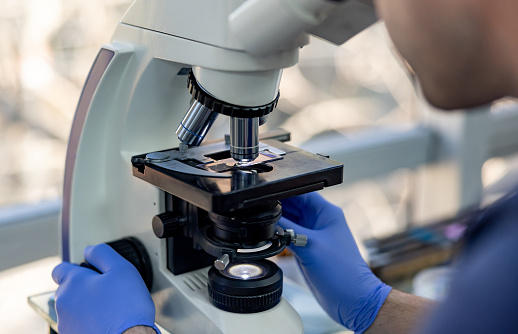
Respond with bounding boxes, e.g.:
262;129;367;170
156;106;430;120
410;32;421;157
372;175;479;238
226;264;265;280
208;259;283;313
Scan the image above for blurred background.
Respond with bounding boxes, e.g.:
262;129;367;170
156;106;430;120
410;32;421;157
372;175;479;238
0;0;130;207
2;0;518;332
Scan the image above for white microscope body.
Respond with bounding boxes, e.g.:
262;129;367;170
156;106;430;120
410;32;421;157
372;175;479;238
62;0;377;333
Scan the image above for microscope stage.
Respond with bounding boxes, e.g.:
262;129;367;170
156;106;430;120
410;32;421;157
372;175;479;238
132;137;343;214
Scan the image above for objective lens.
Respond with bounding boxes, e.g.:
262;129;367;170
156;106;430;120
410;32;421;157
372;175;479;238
225;263;265;280
230;117;259;162
176;100;219;146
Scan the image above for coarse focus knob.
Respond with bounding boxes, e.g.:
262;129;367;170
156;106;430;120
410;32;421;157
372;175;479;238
107;238;153;291
152;212;186;239
80;237;153;291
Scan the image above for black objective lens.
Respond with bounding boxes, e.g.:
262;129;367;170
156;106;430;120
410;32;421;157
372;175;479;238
208;259;283;313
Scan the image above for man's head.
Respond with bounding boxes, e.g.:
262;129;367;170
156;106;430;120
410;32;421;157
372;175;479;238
374;0;518;110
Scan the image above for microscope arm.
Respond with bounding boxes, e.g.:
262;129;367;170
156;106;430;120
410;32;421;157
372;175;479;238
229;0;377;56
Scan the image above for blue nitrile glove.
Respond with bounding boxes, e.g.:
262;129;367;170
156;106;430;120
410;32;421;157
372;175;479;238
52;244;160;334
278;193;392;333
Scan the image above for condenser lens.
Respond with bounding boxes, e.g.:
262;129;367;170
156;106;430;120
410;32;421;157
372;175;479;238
226;264;264;280
208;259;283;313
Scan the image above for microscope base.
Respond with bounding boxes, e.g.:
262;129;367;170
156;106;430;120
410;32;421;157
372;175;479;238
28;273;304;334
27;291;172;333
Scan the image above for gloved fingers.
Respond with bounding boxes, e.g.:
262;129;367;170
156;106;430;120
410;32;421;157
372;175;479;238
52;262;83;285
83;243;130;274
278;216;311;235
280;193;313;225
281;192;342;229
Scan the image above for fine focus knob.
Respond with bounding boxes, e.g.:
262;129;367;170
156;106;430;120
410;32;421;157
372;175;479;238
152;212;186;238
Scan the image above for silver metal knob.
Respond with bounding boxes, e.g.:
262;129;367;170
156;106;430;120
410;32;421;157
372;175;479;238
145;152;171;162
292;234;308;247
284;229;308;247
214;254;230;270
179;142;188;153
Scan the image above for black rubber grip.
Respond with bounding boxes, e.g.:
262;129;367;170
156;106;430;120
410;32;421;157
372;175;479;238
80;237;153;291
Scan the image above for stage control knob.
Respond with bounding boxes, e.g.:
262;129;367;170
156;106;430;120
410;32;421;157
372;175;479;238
152;212;186;238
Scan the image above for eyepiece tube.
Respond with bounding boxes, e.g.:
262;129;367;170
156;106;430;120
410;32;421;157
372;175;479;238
176;100;219;146
230;117;259;162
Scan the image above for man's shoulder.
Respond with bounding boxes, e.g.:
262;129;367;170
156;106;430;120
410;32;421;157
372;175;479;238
419;191;518;334
464;191;518;253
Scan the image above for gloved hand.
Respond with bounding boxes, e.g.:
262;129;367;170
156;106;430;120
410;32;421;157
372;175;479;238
52;244;160;334
278;193;392;333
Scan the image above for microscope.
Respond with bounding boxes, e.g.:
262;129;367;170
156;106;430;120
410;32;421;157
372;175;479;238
29;0;378;333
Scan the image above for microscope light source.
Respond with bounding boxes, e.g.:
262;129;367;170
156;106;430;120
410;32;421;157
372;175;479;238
208;259;283;313
225;263;265;280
